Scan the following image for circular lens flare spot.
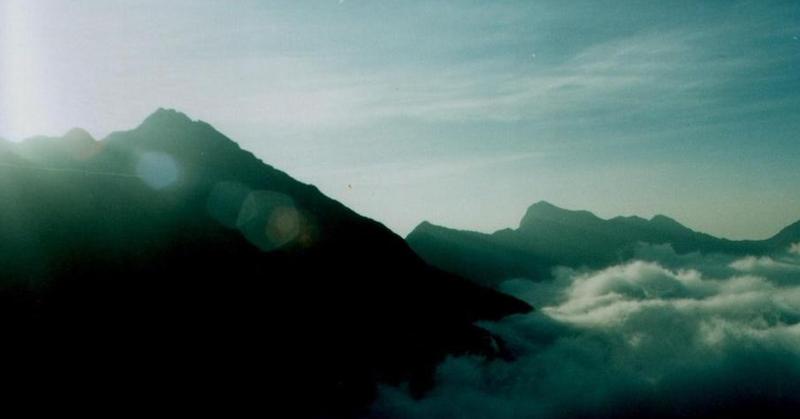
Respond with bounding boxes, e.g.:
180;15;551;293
235;190;303;251
136;152;179;189
207;181;252;228
268;206;300;245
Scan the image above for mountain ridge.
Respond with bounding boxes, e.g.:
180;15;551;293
0;109;531;416
408;201;800;288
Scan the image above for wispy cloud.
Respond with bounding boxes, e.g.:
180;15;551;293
3;0;798;239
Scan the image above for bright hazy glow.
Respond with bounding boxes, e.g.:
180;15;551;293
1;1;798;240
1;1;48;140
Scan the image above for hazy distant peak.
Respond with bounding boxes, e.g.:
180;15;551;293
772;220;800;244
612;215;647;222
416;220;434;229
409;221;451;236
525;200;592;214
63;127;96;143
138;108;196;130
649;214;687;229
650;214;677;223
519;201;600;228
528;200;558;210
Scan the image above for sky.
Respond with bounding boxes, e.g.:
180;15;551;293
1;0;799;239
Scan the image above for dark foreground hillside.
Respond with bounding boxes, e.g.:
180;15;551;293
0;109;530;416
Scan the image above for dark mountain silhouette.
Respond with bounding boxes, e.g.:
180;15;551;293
407;201;800;288
0;109;530;416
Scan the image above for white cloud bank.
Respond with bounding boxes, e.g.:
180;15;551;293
371;243;800;418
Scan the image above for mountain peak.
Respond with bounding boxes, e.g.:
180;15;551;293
105;108;242;155
139;108;195;130
409;221;440;236
771;219;800;244
529;200;557;209
650;214;683;227
519;201;600;229
63;127;96;143
645;214;695;236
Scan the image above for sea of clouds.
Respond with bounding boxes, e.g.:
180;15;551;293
371;243;800;418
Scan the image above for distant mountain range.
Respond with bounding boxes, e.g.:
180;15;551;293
0;109;530;416
407;201;800;288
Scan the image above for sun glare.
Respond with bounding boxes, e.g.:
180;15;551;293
1;1;48;141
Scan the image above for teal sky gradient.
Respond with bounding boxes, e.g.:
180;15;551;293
1;0;799;239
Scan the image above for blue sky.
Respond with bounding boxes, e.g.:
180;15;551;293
1;0;799;238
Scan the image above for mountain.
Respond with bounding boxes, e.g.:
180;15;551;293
0;109;530;416
407;201;800;288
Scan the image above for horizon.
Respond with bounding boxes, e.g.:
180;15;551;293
5;107;798;241
2;0;799;240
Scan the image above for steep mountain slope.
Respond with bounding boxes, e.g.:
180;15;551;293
0;109;530;416
407;201;800;288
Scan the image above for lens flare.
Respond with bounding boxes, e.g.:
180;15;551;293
136;152;180;189
267;205;301;245
207;181;252;228
207;183;315;251
236;190;300;251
